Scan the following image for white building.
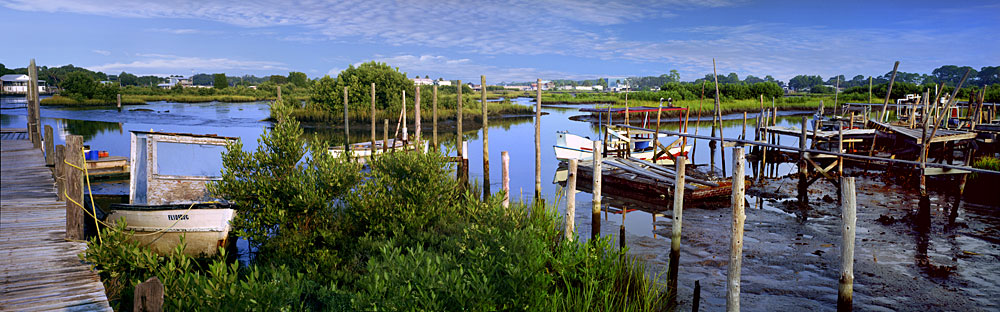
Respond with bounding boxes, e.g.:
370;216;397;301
413;78;434;85
1;74;48;94
435;80;452;86
158;75;192;88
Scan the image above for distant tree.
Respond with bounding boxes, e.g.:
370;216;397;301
61;71;97;100
117;72;139;86
977;66;999;86
288;72;308;88
269;75;288;84
668;70;680;83
788;75;823;91
932;65;977;86
0;63;15;75
213;73;228;88
743;75;764;84
191;74;214;85
424;75;429;79
311;61;414;112
825;75;845;85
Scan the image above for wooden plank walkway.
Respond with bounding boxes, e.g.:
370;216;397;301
1;138;112;311
867;120;977;144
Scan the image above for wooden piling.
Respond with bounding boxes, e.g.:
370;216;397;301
565;159;577;241
653;98;663;158
726;147;746;312
343;87;350;153
415;85;422;151
383;119;389;153
277;85;282;104
878;61;900;122
457;80;464;181
134;276;164;312
433;85;438;150
482;75;490;198
620;205;626;251
402;90;408;145
592;141;602;240
668;156;686;304
742;112;747;140
535;78;542;200
833;76;840;116
65;135;84;240
371;83;376;155
838;177;857;312
502;151;510;208
117;94;122;112
44;125;54;166
693;280;701;312
798;117;809;205
55;145;65;201
838;125;844;176
868;76;872;104
712;59;726;175
28;59;42;148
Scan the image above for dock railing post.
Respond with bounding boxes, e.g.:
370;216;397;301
65;135;85;240
481;75;490;198
669;156;686;305
838;177;857;312
726;147;746;312
44;125;54;166
55;145;66;201
592;141;602;240
565;159;577;242
501;151;510;208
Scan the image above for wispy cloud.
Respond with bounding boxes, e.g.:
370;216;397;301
91;49;111;56
87;54;287;73
147;28;216;35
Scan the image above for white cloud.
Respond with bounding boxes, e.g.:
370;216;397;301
91;49;111;56
87;54;287;74
147;28;214;35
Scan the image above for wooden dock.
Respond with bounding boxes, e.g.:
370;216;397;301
867;120;977;144
1;136;112;311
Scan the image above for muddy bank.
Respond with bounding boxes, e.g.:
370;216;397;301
605;167;999;311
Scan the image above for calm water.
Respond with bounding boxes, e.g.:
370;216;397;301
3;95;997;311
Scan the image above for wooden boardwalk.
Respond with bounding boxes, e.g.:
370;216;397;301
1;138;112;311
867;120;977;144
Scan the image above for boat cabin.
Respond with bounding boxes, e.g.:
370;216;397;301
129;131;237;205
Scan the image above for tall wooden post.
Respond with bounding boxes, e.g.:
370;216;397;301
44;125;54;166
55;145;66;201
65;135;84;240
383;119;389;153
371;83;376;155
833;76;840;116
741;112;747;140
457;80;464;181
565;159;577;241
712;59;726;175
134;277;164;312
277;85;282;104
535;78;542;200
415;85;422;150
867;76;872;104
878;61;900;122
343;87;350;154
798;117;809;205
838;177;857;312
432;85;438;150
726;148;746;312
402;90;408;144
501;151;510;208
117;94;122;112
653;99;663;159
669;156;686;304
481;75;490;198
28;59;42;148
592;141;602;240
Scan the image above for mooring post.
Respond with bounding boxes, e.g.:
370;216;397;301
28;59;42;148
481;76;490;198
620;205;626;251
798;117;809;206
277;85;282;104
117;93;122;112
742;112;747;140
839;177;857;312
693;280;702;312
758;129;768;183
134;276;164;312
838;125;844;177
669;156;687;305
371;83;376;155
726;147;746;312
415;85;422;152
501;151;510;208
432;85;438;151
343;87;350;154
65;135;84;240
457;80;464;182
535;78;542;201
592;141;602;240
55;145;65;201
44;125;54;166
383;119;389;154
565;159;578;241
878;61;901;122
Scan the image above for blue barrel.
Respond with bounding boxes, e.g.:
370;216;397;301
85;150;99;161
634;141;650;150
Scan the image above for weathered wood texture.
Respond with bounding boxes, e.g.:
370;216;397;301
1;137;112;311
134;277;164;312
64;136;84;240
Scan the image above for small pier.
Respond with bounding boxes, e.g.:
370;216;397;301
1;130;112;311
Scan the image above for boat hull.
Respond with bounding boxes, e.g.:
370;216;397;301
106;207;235;257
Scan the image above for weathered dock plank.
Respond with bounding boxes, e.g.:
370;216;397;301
867;120;976;144
1;137;112;312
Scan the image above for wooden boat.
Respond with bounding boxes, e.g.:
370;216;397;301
329;139;429;159
554;130;688;165
84;155;129;181
105;131;238;257
555;105;691;165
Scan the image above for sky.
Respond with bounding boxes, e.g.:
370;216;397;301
2;0;998;84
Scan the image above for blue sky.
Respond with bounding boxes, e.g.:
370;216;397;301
2;0;997;84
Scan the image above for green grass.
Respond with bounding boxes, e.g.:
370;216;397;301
285;101;536;124
41;94;273;106
40;95;146;106
971;156;1000;179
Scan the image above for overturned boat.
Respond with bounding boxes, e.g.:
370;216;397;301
106;131;238;257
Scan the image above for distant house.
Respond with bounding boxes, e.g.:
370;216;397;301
158;75;192;89
530;80;554;91
1;74;47;94
413;78;434;85
435;80;452;86
504;85;530;91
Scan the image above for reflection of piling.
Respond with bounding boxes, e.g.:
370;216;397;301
482;76;490;198
592;141;602;240
668;156;686;305
726;147;745;312
619;205;626;251
565;159;577;242
502;151;510;208
838;177;857;312
535;78;542;200
117;94;121;112
65;135;85;240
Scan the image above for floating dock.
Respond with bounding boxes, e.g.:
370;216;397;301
1;130;112;311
